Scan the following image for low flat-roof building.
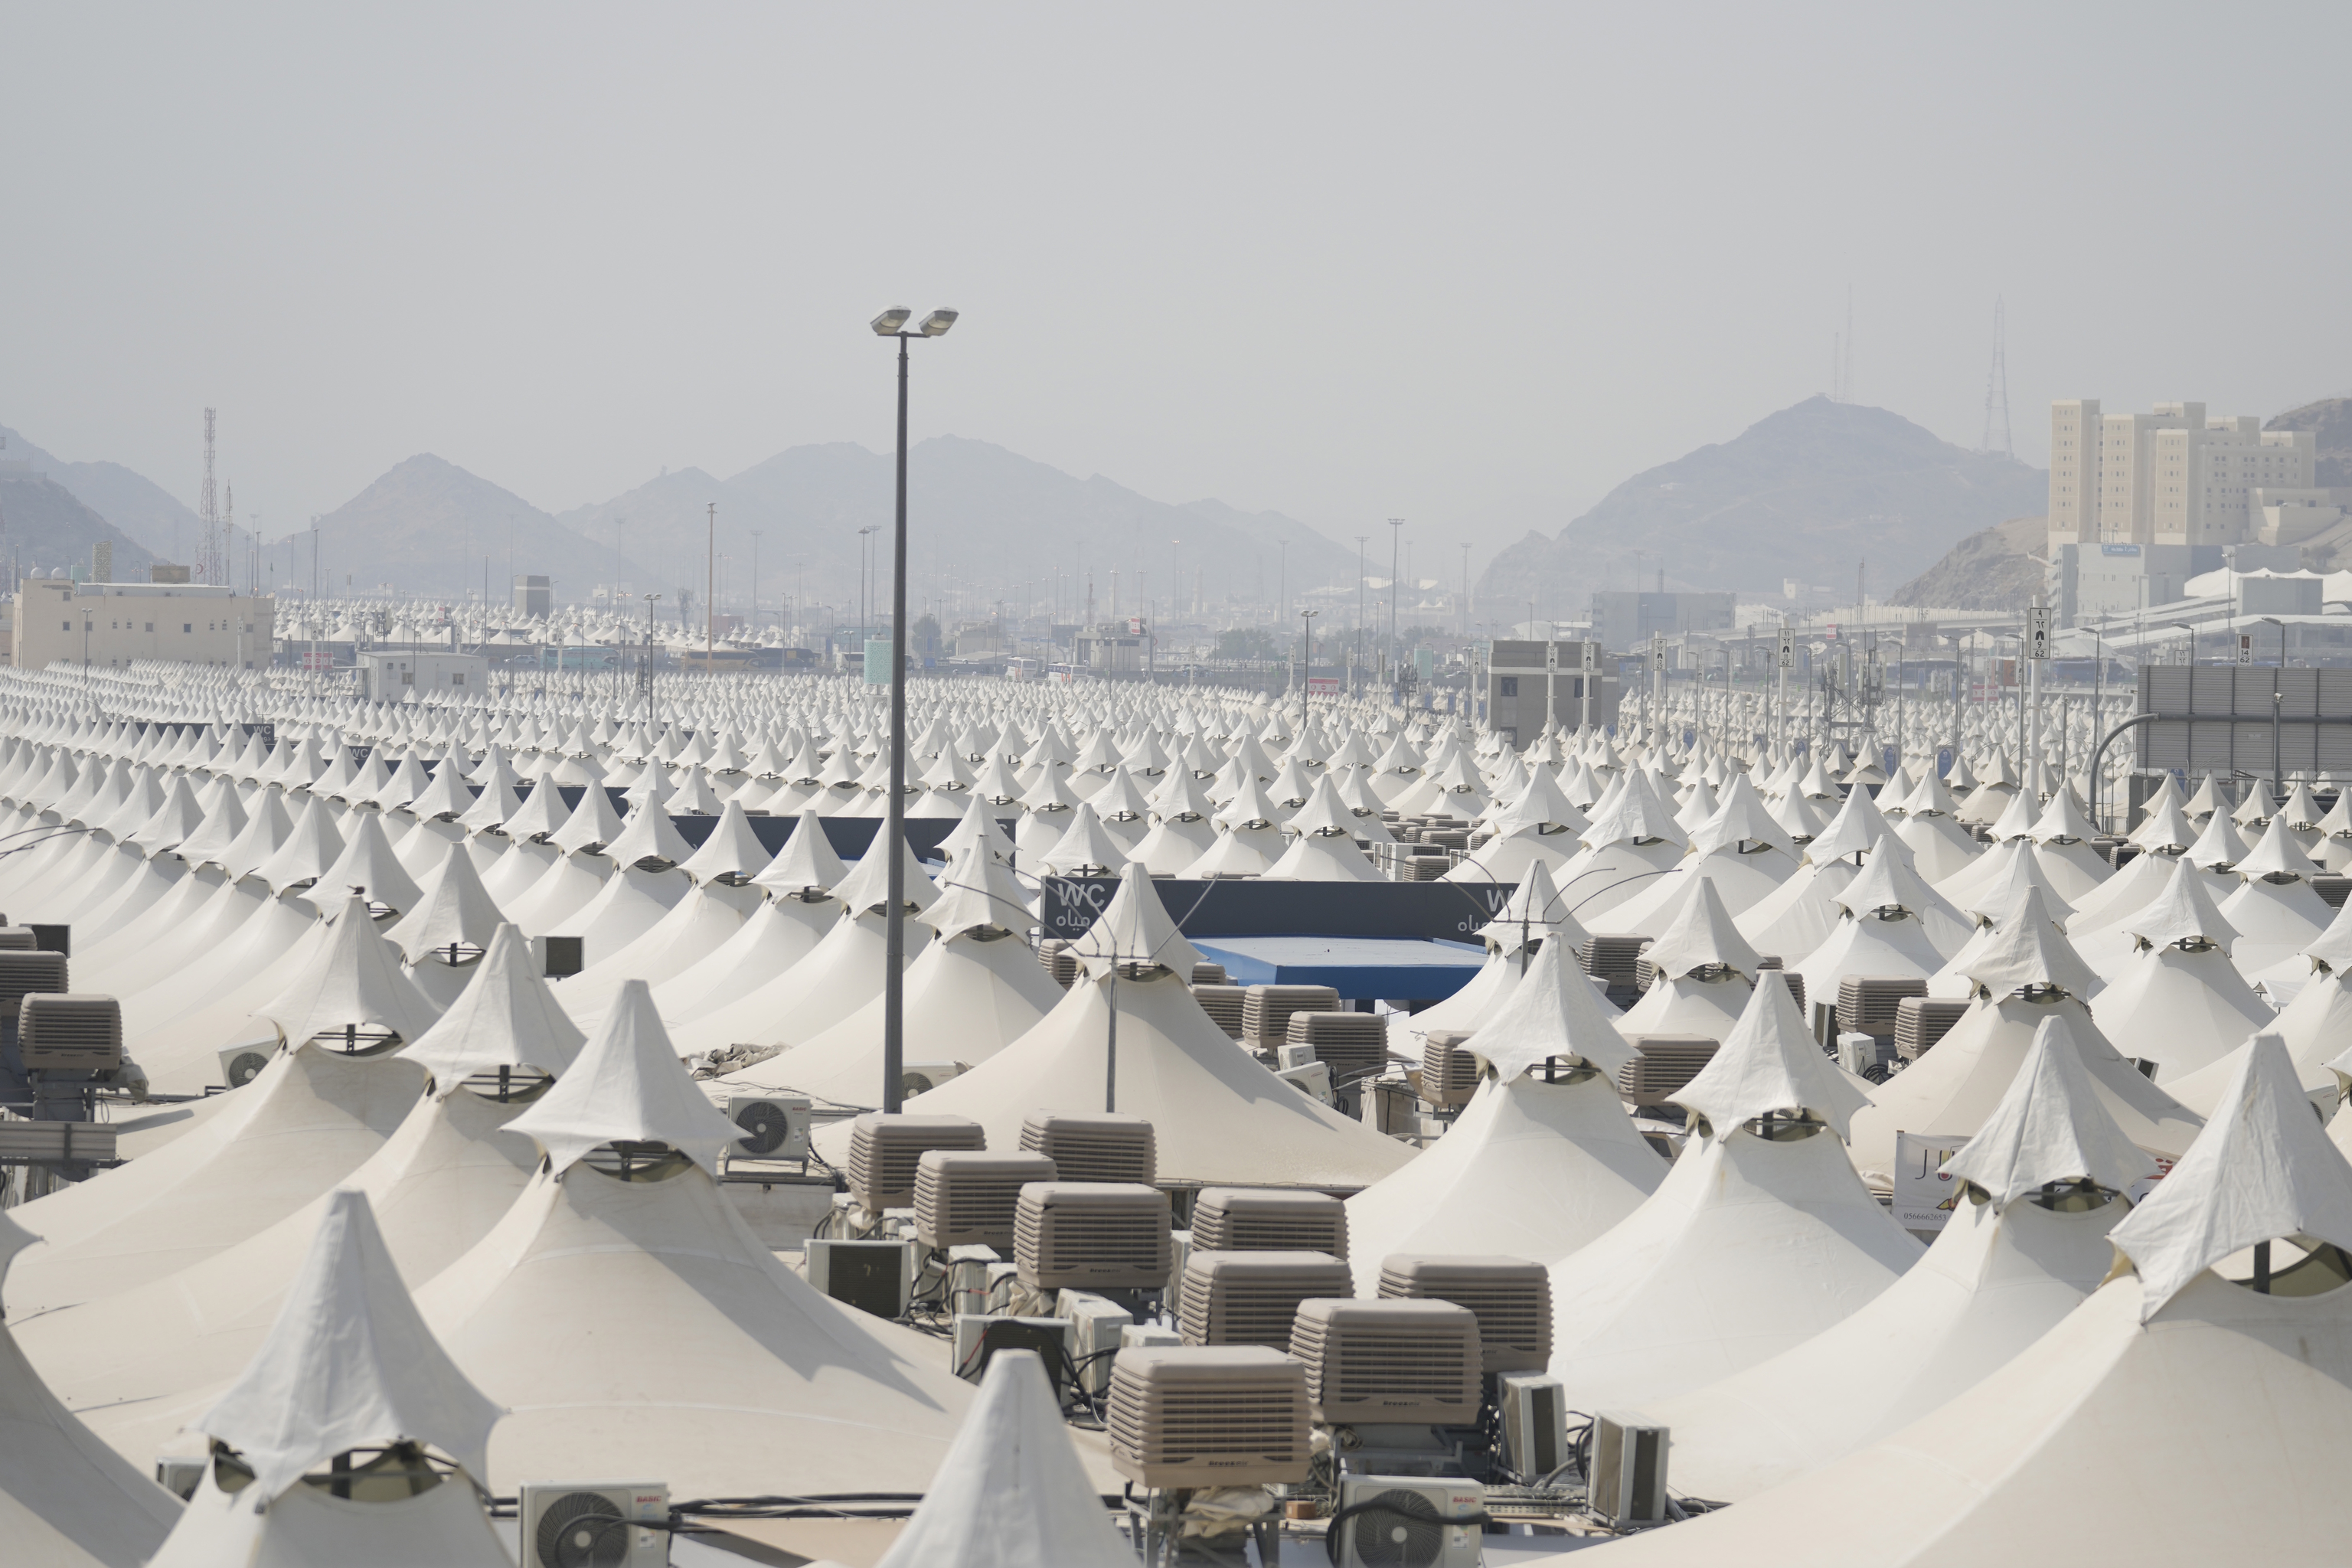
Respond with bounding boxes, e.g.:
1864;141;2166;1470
11;578;275;671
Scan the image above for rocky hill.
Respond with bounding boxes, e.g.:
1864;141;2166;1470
0;425;202;561
0;472;158;580
1477;397;2047;616
1886;514;2046;612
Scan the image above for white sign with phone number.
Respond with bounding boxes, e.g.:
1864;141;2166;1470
1894;1131;2173;1231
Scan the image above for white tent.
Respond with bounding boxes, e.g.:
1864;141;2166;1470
1542;975;1919;1409
1638;1016;2156;1501
1573;1036;2352;1566
2085;858;2274;1083
1344;936;1663;1290
1381;861;1587;1060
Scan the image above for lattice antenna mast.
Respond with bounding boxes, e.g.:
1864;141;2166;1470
199;407;217;582
1980;297;2012;457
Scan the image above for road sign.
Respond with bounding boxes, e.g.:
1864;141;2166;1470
2238;634;2254;667
2027;604;2052;662
1650;634;1665;671
1776;626;1794;668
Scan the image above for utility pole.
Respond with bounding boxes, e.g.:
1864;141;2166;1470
1354;534;1368;693
705;502;717;671
1387;518;1404;693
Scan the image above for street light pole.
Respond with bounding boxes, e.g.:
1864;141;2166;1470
1387;519;1403;695
1299;608;1319;710
873;306;957;1115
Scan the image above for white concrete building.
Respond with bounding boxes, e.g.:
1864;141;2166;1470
10;577;275;670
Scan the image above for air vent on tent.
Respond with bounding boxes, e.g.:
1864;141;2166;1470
1106;1345;1310;1489
1377;1254;1552;1373
1177;1250;1354;1350
725;1093;811;1161
1037;937;1081;988
1838;975;1928;1045
1191;961;1228;985
1192;984;1248;1040
1283;1011;1387;1083
1613;1034;1719;1109
1576;935;1648;1006
217;1044;275;1089
1014;1181;1171;1289
17;994;121;1072
913;1149;1057;1251
1190;1187;1349;1256
0;951;70;1023
1019;1111;1155;1184
518;1481;670;1568
1894;996;1971;1062
1419;1031;1482;1108
844;1113;986;1214
1242;985;1340;1049
1290;1297;1481;1427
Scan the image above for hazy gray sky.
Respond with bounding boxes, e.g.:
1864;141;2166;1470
6;2;2348;572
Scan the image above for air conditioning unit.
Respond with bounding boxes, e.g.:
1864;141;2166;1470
1106;1345;1310;1489
1419;1030;1481;1108
0;1119;116;1162
804;1237;916;1318
0;951;70;1019
1019;1111;1155;1185
1285;1011;1387;1084
1190;1187;1348;1256
153;1455;206;1501
18;995;121;1072
1587;1413;1670;1528
1176;1249;1353;1350
1192;983;1247;1039
1838;1031;1894;1079
1290;1297;1481;1426
1276;1060;1334;1104
1241;984;1340;1049
1894;995;1971;1061
1496;1375;1568;1484
1577;933;1648;1006
1377;1255;1552;1374
0;927;38;952
845;1112;987;1212
913;1149;1057;1250
1014;1181;1172;1290
950;1313;1070;1387
900;1061;969;1097
1331;1475;1485;1568
1613;1034;1718;1109
1191;961;1228;986
217;1042;276;1090
1058;1289;1138;1396
724;1093;810;1161
1838;975;1927;1044
519;1481;669;1568
531;934;585;979
1037;937;1081;988
1755;959;1805;1015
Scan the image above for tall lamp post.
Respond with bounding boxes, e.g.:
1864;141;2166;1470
2259;614;2285;797
1298;607;1319;708
1387;518;1404;694
873;305;958;1114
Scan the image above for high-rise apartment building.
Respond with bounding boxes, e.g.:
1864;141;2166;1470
2048;400;2315;549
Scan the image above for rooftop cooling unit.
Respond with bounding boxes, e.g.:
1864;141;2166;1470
1577;934;1648;1006
1331;1475;1486;1568
1419;1030;1481;1108
1756;956;1805;1014
17;995;121;1073
1894;995;1971;1062
1189;1187;1348;1256
1192;983;1248;1040
519;1481;670;1568
1191;961;1228;985
724;1093;810;1161
1284;1011;1387;1083
0;951;70;1019
1019;1110;1155;1184
1037;937;1081;988
1587;1413;1670;1528
1106;1345;1310;1489
1014;1181;1172;1290
844;1113;987;1213
1177;1249;1354;1350
1614;1034;1719;1109
1377;1254;1552;1373
804;1237;916;1318
914;1148;1057;1250
1289;1297;1481;1426
900;1061;969;1097
1838;975;1927;1044
1241;984;1340;1049
0;928;38;952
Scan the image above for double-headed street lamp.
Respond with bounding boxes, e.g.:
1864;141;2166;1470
872;306;958;1113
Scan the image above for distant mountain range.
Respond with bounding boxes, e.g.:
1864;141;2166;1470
1;424;205;564
1477;397;2049;616
0;472;158;581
